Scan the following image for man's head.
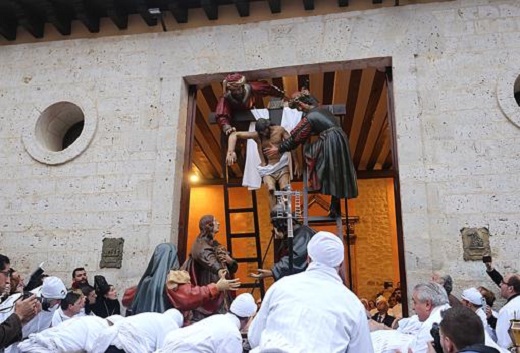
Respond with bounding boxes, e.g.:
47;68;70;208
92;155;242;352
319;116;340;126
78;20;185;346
41;276;67;311
61;291;85;316
460;287;483;311
288;90;319;111
376;297;389;314
223;73;246;97
72;268;88;285
81;285;97;305
431;271;454;296
0;254;11;294
412;282;449;322
499;273;520;300
199;215;220;237
307;231;344;270
255;118;271;139
230;293;257;330
439;306;485;353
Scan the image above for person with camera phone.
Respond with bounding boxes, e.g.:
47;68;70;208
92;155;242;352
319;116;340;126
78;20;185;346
482;255;520;350
0;254;42;349
426;306;500;353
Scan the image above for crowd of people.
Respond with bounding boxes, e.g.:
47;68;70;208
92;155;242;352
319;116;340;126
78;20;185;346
1;227;520;353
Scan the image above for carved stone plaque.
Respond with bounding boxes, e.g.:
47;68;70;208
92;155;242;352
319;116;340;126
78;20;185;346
460;227;491;261
100;238;124;268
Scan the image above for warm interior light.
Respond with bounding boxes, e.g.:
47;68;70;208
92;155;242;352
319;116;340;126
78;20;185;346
189;173;200;183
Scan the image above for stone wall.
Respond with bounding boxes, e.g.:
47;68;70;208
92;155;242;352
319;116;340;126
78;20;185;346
0;0;519;299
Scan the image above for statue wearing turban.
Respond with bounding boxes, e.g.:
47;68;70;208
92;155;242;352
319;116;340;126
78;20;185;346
215;73;285;135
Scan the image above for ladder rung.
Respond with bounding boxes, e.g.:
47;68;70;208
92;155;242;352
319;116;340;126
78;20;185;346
304;189;321;194
308;216;344;225
228;207;254;213
235;257;260;263
239;283;262;288
225;181;245;187
229;232;257;239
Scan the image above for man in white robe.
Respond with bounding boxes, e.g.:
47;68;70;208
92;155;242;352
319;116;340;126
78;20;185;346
17;315;121;353
156;293;257;353
91;309;183;353
248;231;374;353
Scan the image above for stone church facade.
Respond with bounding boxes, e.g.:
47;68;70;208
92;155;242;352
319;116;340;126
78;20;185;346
0;0;519;300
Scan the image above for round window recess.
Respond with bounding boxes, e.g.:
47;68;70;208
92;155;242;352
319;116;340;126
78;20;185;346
23;101;97;165
497;70;520;129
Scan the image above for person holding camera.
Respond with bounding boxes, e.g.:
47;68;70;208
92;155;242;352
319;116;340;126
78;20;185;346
0;254;41;350
483;257;520;350
427;306;500;353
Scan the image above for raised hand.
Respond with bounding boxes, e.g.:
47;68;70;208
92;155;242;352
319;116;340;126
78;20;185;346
249;269;273;279
15;295;41;324
216;278;241;292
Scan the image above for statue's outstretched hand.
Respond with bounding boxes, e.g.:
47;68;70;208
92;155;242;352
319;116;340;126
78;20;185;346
249;269;273;279
216;278;241;291
223;125;236;136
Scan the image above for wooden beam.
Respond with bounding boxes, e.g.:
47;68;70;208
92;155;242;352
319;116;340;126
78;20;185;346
297;74;310;90
234;0;249;17
195;106;223;177
366;115;388;171
42;0;71;36
201;0;218;20
135;3;158;27
303;0;314;10
356;169;395;179
353;69;386;167
344;69;362;136
268;0;281;13
106;0;128;30
7;0;44;38
168;0;188;23
0;7;17;40
72;0;100;33
322;71;335;105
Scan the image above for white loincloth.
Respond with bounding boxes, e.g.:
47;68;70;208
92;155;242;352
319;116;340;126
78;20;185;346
242;108;302;190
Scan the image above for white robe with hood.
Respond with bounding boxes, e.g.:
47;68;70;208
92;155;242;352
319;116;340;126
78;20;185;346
155;313;243;353
92;309;183;353
248;262;374;353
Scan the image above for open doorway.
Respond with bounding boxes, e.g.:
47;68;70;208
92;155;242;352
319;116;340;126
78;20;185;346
178;57;407;315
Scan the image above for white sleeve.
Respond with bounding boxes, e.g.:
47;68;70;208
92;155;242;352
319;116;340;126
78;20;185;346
50;310;61;328
247;287;275;349
217;335;243;353
496;309;513;349
346;311;374;353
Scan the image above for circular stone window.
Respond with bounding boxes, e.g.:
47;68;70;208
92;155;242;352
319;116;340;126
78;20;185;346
23;101;97;165
497;69;520;129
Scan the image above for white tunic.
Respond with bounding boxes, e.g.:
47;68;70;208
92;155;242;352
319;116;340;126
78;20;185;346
404;304;450;353
496;294;520;349
156;313;243;353
17;315;110;353
248;262;374;353
92;309;183;353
